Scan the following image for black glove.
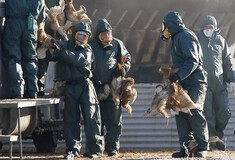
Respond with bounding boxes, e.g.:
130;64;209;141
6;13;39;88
169;73;180;83
51;39;63;58
115;67;126;77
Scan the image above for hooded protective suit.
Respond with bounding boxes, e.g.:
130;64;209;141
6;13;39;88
3;0;45;98
88;19;131;154
54;22;102;156
163;11;209;152
196;16;233;139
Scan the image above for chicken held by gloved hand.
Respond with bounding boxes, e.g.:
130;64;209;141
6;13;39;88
45;0;68;40
145;67;198;118
98;57;126;102
37;22;55;59
98;57;137;117
120;77;137;117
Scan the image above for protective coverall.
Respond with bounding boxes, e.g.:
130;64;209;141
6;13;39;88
196;16;233;139
3;0;45;98
54;22;102;156
163;12;209;152
88;19;131;155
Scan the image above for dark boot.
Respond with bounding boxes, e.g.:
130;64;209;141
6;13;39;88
172;151;187;158
10;94;23;99
108;150;118;157
24;93;37;99
216;141;225;150
209;143;217;151
83;152;102;158
37;91;45;96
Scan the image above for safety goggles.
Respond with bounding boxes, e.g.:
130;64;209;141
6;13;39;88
160;22;171;41
99;30;112;42
75;31;89;43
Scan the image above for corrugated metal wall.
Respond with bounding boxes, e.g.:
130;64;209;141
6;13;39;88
119;83;235;150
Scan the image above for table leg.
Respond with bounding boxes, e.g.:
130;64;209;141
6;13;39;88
9;141;12;160
18;108;23;160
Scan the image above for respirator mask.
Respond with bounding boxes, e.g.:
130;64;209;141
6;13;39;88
99;30;113;50
75;31;89;50
160;23;171;41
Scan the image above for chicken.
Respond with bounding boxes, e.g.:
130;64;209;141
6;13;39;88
37;22;54;59
144;84;170;118
110;71;123;107
166;82;198;115
98;56;137;117
63;0;92;32
45;0;68;40
144;66;198;118
98;84;110;101
120;77;137;117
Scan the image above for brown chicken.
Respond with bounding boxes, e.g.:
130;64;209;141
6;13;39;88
120;77;137;117
98;57;137;117
145;67;198;118
63;0;92;32
45;0;68;40
37;23;54;59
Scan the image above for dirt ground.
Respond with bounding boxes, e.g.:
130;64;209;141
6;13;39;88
0;148;235;160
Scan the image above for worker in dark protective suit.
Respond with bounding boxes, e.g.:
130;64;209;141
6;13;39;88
3;0;45;98
196;15;233;151
88;19;131;157
160;11;209;158
53;22;103;159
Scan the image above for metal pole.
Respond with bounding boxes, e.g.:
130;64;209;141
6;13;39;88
9;141;12;160
18;108;23;160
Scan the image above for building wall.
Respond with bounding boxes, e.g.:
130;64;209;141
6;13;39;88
77;0;235;83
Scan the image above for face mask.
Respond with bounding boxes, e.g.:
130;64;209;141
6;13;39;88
203;29;214;38
102;41;113;50
75;43;85;50
99;31;113;50
74;31;89;50
160;23;171;41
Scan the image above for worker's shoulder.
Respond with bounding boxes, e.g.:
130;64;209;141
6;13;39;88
112;37;125;46
178;29;198;42
214;34;226;44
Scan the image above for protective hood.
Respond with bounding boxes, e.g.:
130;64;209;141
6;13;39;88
67;22;91;49
163;11;186;36
94;19;112;38
200;15;217;30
